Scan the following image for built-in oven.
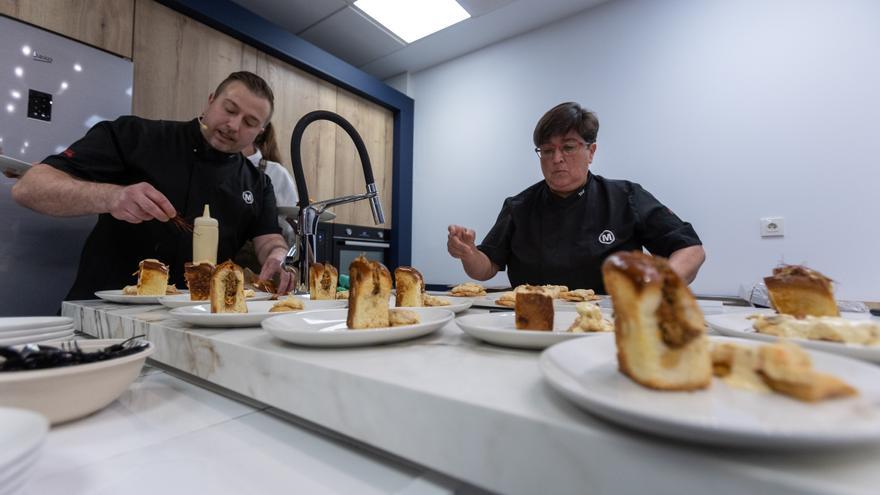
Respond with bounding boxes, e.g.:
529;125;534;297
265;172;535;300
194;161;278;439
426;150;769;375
321;223;391;276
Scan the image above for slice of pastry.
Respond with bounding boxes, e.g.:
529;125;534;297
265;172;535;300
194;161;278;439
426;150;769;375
184;262;214;301
750;314;880;346
422;293;450;306
347;255;392;329
210;260;247;313
757;341;856;402
764;265;839;318
269;296;305;313
559;288;599;302
567;302;613;333
449;282;486;297
395;266;424;307
514;289;554;331
602;251;711;391
135;259;169;296
540;284;568;299
497;284;543;307
336;290;349;300
389;309;420;326
495;291;516;307
309;263;338;300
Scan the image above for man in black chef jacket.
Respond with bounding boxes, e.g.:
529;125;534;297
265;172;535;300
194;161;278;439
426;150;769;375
447;102;705;294
12;71;295;299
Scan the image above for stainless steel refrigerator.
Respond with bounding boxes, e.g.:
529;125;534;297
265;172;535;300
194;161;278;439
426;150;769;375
0;15;133;316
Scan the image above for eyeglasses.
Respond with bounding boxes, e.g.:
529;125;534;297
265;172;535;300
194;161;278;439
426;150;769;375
534;140;593;159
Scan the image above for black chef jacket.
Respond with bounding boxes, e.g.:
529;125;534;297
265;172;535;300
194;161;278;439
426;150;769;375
477;173;701;294
43;116;281;300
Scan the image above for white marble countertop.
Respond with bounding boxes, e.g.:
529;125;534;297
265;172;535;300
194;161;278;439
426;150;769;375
25;365;468;495
62;300;880;495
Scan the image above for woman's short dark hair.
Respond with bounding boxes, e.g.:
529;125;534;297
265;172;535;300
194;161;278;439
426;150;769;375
533;102;599;147
213;71;275;121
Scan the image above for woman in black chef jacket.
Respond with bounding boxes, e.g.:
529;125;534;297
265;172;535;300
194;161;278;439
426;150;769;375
447;102;705;294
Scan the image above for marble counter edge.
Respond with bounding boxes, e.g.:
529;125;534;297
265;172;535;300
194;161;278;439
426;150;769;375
62;301;875;495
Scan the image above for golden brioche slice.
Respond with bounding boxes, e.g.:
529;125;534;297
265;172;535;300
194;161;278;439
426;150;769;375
184;262;214;301
757;341;856;402
394;266;424;307
764;265;839;318
210;260;247;313
136;259;169;296
309;263;338;300
602;251;711;391
514;290;554;331
347;255;392;329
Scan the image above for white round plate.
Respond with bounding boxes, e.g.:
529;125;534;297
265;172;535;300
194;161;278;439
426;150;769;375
706;309;880;363
0;317;73;333
0;408;48;473
262;307;454;347
540;334;880;448
455;310;613;349
170;299;347;328
94;290;175;304
158;291;273;308
0;323;74;339
0;328;75;347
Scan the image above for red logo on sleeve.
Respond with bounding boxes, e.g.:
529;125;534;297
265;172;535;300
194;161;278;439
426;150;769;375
62;148;75;158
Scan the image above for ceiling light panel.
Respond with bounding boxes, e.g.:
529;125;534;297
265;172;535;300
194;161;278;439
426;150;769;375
354;0;471;43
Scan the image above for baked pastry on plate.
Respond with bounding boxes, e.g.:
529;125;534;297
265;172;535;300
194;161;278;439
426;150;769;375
184;261;214;301
515;288;554;331
602;251;711;391
764;265;838;318
210;260;247;314
711;340;857;402
395;266;424;307
310;262;338;300
449;283;486;297
347;255;392;329
269;296;305;313
135;259;169;296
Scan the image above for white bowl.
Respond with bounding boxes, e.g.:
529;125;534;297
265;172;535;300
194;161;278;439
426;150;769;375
0;339;154;425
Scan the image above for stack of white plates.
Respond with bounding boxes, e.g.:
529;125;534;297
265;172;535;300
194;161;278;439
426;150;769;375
0;408;48;495
0;317;75;347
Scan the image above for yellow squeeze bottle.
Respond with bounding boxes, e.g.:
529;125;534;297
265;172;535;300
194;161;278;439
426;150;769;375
192;204;218;264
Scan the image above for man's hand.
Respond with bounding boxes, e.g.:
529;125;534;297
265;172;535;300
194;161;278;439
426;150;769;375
447;225;478;260
108;182;177;223
258;246;295;295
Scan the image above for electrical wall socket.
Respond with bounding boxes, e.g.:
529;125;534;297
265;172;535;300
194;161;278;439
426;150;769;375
760;217;784;237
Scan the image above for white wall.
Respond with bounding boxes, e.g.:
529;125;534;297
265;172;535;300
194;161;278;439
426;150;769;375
408;0;880;300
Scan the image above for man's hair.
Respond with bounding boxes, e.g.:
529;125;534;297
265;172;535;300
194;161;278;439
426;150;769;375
213;71;275;122
533;102;599;147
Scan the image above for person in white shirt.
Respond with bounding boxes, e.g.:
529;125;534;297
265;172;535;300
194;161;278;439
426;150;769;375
243;122;298;243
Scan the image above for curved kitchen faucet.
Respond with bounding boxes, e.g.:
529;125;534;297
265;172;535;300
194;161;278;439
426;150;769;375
284;110;385;292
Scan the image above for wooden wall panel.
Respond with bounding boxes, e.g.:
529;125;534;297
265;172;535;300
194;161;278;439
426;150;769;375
0;0;134;58
132;0;258;121
131;0;393;228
